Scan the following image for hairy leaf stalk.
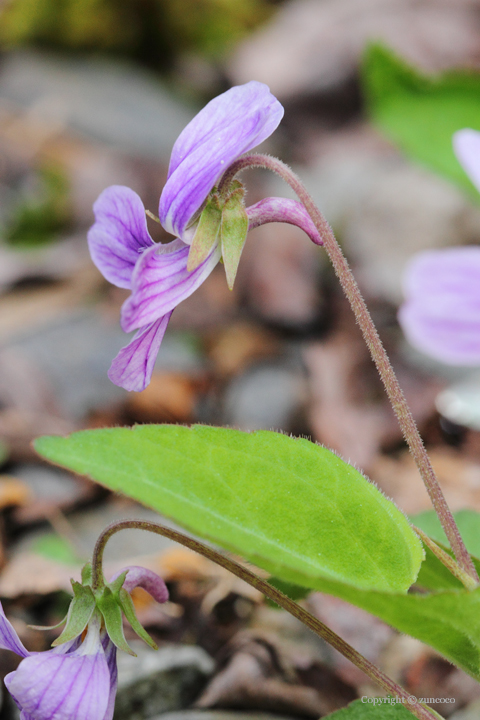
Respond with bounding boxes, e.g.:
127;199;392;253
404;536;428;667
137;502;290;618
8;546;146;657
219;154;478;583
92;520;439;720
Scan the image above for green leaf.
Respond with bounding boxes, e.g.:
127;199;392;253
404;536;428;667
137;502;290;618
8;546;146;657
52;581;95;646
299;573;480;681
267;577;310;603
187;195;222;271
413;509;480;557
414;545;465;592
32;534;83;565
362;43;480;198
35;425;423;593
324;699;441;719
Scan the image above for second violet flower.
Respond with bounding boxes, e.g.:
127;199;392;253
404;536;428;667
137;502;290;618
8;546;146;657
88;81;321;392
399;129;480;365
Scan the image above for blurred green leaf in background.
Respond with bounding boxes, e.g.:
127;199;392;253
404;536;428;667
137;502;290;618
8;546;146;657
362;43;480;199
5;163;71;248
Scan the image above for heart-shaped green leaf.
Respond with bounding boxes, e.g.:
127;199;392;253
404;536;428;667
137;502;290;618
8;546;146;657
35;425;422;594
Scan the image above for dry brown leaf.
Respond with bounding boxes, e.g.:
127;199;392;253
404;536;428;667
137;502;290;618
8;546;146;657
0;476;31;508
156;547;262;609
126;372;200;423
207;323;279;377
307;594;394;688
196;632;356;717
370;448;480;515
0;552;79;597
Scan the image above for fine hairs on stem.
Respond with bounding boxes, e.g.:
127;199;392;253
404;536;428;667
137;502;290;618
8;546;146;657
92;520;440;720
219;153;478;584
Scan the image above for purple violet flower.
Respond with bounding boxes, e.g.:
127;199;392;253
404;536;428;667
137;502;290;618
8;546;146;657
1;566;168;720
399;129;480;364
88;82;322;392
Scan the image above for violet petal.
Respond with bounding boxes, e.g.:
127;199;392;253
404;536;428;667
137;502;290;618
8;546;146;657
0;601;30;658
453;129;480;194
121;238;221;332
108;313;173;392
88;186;154;289
110;567;169;604
101;635;117;720
5;636;110;720
399;247;480;365
246;197;322;246
159;81;283;238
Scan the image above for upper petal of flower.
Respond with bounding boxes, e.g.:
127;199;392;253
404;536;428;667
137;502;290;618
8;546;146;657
159;81;284;238
399;247;480;365
108;313;173;392
121;238;221;333
453;129;480;194
5;621;110;720
0;600;30;658
88;186;154;289
110;566;169;603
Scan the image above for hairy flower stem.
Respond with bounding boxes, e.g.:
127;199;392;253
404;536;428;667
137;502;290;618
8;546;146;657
219;154;478;583
92;519;438;720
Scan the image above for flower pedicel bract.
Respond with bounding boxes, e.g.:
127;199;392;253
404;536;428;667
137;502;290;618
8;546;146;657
88;81;321;392
1;565;168;720
399;128;480;365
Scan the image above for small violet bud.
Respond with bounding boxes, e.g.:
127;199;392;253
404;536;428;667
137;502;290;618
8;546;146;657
1;565;168;720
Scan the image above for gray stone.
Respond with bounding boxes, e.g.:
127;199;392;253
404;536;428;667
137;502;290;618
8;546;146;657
4;309;203;420
436;371;480;431
0;50;195;160
451;698;480;719
114;644;215;720
229;0;480;100
10;462;81;504
153;712;299;720
223;360;307;433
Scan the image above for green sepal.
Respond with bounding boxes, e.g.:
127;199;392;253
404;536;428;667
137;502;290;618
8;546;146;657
81;562;93;586
221;190;248;290
96;586;136;656
29;615;67;632
108;571;128;595
51;580;96;646
118;587;158;650
187;194;222;272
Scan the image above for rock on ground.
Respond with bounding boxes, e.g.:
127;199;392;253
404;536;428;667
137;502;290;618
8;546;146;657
229;0;480;100
114;644;215;720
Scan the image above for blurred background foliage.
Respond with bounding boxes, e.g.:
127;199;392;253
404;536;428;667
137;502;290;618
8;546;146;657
0;0;275;68
5;163;71;248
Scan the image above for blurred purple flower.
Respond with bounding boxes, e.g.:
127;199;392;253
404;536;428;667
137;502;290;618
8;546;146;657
1;566;168;720
89;82;322;392
399;129;480;364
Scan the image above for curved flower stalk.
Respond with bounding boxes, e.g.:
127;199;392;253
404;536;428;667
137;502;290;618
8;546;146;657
89;82;322;392
1;565;168;720
399;129;480;364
